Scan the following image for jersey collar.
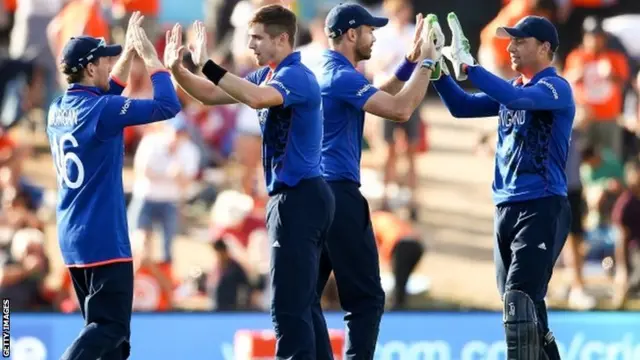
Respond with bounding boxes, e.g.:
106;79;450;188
272;51;301;72
514;66;557;87
66;83;103;96
324;50;354;68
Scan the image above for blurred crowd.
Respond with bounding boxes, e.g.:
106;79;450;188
0;0;638;313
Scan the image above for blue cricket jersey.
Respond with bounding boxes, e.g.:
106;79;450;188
317;50;379;184
245;52;324;195
47;71;181;267
433;66;575;205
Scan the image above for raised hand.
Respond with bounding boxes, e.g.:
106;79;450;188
419;15;437;61
124;11;144;55
442;12;475;81
405;14;424;63
164;23;185;71
188;20;209;68
131;23;162;69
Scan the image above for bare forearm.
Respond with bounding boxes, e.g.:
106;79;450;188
110;50;136;83
378;75;405;95
172;66;235;105
216;73;263;108
393;66;431;120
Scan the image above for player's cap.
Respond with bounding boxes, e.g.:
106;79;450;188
61;36;122;73
496;15;559;52
325;3;388;39
582;16;605;35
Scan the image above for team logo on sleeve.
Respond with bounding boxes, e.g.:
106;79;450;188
269;80;291;95
538;80;558;100
120;99;132;115
356;84;373;97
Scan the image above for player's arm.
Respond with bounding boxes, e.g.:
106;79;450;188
107;11;144;95
106;50;136;96
376;57;419;95
96;71;181;139
466;65;573;110
338;63;430;122
202;60;307;109
170;65;238;106
433;74;500;118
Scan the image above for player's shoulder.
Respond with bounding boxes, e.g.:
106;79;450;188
277;62;313;83
537;75;572;95
332;66;369;86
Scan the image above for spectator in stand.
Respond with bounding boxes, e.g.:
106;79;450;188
209;190;265;274
370;209;425;309
131;233;175;312
564;17;630;160
112;0;160;44
580;144;625;230
46;0;111;89
0;228;51;311
611;160;640;309
8;0;62;113
129;116;200;264
367;0;421;220
209;239;251;311
562;117;597;310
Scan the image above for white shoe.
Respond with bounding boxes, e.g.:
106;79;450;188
442;12;475;81
568;288;597;311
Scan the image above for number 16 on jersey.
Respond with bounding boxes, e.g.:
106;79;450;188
51;133;85;189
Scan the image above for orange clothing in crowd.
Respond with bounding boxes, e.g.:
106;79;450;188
371;211;415;263
133;262;175;312
49;0;111;61
480;0;535;69
3;0;16;12
571;0;615;8
564;49;629;121
113;0;159;16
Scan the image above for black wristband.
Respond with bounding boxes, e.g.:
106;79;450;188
202;59;228;85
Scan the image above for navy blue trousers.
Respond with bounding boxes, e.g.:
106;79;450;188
494;195;570;335
268;177;336;360
61;261;134;360
317;181;385;360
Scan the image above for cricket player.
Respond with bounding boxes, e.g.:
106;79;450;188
316;4;438;358
434;13;574;360
49;13;181;360
165;6;335;359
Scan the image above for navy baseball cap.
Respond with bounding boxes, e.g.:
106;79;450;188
325;3;389;39
496;16;559;52
61;36;122;73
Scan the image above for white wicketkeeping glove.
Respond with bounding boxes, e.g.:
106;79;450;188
441;12;476;81
426;14;450;81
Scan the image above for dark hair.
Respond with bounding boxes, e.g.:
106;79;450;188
212;239;228;252
249;4;298;47
60;58;100;84
330;26;363;46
